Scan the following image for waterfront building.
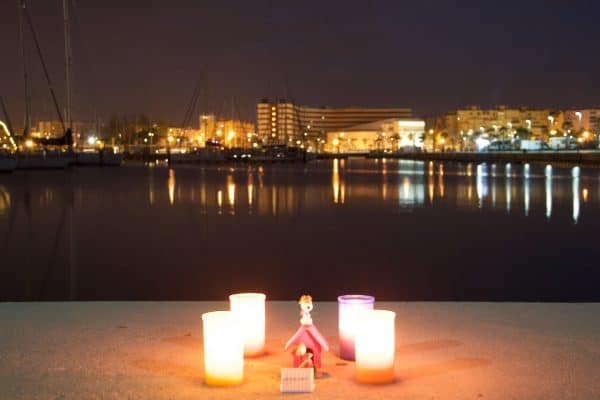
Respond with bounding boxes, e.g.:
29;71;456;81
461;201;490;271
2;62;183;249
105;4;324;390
166;127;203;148
196;114;256;148
325;119;425;153
33;120;101;147
561;109;600;133
433;106;554;150
213;119;256;148
257;99;412;151
456;106;549;137
199;114;217;142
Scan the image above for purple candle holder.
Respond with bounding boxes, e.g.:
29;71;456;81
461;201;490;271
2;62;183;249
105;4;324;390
338;294;375;361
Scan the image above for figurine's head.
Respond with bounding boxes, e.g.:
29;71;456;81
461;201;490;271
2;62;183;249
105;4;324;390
299;295;313;313
294;343;307;356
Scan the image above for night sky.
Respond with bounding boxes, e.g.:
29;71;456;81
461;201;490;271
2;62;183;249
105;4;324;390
1;0;599;129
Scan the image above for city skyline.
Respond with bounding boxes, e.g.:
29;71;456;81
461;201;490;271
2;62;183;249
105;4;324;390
1;0;600;130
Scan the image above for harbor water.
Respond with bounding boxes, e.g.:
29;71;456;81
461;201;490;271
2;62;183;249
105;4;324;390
0;159;598;301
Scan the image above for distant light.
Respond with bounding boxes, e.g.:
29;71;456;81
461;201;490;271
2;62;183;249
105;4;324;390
87;136;96;145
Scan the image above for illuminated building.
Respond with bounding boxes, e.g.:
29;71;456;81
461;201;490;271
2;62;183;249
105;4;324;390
325;119;425;153
561;109;600;133
198;114;255;148
257;98;412;151
434;106;554;150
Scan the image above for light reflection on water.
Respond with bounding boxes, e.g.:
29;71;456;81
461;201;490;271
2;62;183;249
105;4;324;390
1;159;599;301
128;160;600;218
0;186;10;216
0;159;600;222
1;160;597;220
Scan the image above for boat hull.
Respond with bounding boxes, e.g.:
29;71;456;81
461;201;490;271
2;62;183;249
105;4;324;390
169;149;225;163
75;151;124;167
16;153;72;169
0;157;17;172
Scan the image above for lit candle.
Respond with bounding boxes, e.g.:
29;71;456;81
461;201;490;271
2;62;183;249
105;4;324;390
355;310;396;384
338;294;375;360
202;311;244;386
229;292;266;356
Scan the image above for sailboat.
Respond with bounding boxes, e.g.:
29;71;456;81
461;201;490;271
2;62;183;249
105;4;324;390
16;1;121;168
75;117;124;166
15;0;72;169
0;152;17;173
75;147;125;166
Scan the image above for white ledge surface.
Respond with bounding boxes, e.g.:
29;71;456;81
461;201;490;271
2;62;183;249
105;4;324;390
0;302;599;399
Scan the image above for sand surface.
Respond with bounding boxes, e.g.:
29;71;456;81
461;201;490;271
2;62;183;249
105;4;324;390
0;301;599;399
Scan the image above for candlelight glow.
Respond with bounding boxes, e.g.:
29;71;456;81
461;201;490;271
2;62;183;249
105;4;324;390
202;311;244;386
229;293;266;356
355;310;396;384
338;295;375;361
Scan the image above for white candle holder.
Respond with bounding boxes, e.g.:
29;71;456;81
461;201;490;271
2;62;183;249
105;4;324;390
355;309;396;384
202;311;244;386
338;294;375;360
229;292;266;357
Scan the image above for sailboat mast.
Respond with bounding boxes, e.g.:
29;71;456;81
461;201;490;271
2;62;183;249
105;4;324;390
63;0;72;130
18;0;31;137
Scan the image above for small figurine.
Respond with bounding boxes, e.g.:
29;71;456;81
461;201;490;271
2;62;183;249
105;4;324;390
284;295;329;371
299;294;313;325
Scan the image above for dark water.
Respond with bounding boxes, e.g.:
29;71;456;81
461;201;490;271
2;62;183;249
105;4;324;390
1;159;599;301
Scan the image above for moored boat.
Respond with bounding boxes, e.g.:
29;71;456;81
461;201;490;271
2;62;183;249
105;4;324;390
75;148;124;166
0;151;17;172
16;150;72;169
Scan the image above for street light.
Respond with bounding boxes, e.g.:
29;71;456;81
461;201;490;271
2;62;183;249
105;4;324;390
575;111;582;131
148;131;154;152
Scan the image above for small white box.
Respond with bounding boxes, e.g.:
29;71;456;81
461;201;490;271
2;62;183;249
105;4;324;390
280;368;315;393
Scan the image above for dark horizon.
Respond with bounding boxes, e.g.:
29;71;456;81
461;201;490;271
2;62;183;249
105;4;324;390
1;0;599;130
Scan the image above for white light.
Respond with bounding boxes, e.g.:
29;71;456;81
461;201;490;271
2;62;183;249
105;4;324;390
202;311;244;386
355;310;396;384
229;293;266;357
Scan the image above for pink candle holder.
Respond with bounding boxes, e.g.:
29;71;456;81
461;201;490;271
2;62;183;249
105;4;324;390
337;294;375;361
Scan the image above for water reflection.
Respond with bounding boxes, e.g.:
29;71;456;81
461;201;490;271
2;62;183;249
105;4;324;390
217;189;223;215
524;164;530;216
381;158;388;201
332;158;345;204
438;164;445;198
150;161;593;221
1;160;597;222
227;175;235;214
168;169;175;205
0;186;10;215
1;160;599;302
247;170;254;210
572;167;580;224
476;163;487;208
505;168;511;213
148;167;155;205
545;165;552;219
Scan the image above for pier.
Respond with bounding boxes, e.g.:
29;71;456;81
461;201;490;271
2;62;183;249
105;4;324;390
327;150;600;167
1;301;597;399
